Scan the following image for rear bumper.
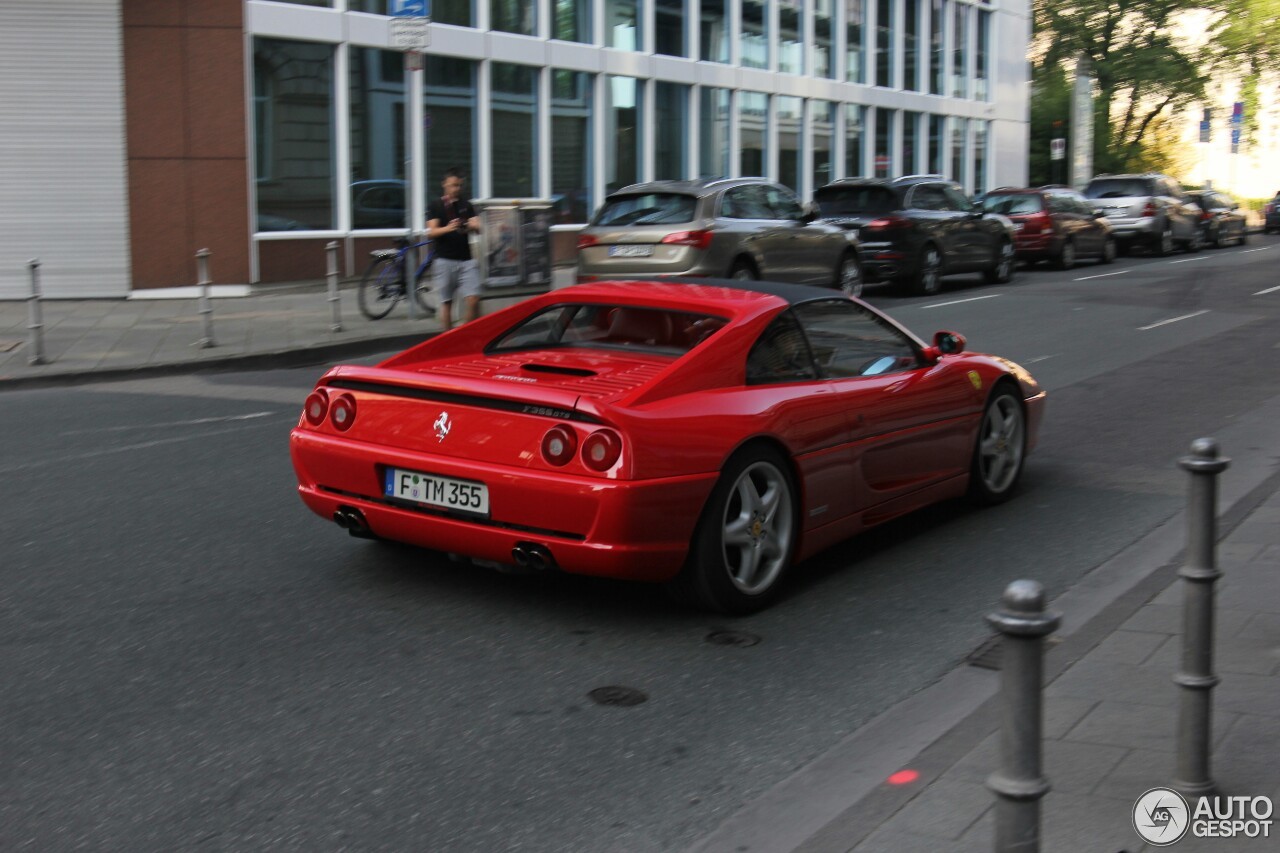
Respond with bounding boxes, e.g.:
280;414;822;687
1012;233;1060;260
291;430;715;582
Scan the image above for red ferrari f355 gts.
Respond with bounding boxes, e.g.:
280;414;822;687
290;279;1044;613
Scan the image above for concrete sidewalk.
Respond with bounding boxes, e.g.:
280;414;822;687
0;274;571;390
3;276;1277;853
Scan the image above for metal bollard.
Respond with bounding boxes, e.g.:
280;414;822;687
195;248;215;348
26;258;47;365
1172;437;1229;798
325;241;343;332
986;580;1061;853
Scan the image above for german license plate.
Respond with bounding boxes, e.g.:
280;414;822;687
608;244;653;257
384;467;489;515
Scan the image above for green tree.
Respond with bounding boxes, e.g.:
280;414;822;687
1203;0;1280;145
1028;61;1072;185
1034;0;1209;173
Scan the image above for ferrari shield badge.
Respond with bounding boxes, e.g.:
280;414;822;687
968;371;983;391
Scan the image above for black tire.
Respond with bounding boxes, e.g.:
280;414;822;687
968;385;1027;506
665;446;798;614
912;244;943;295
1153;225;1175;257
834;251;863;298
1238;227;1248;246
1099;236;1116;264
728;258;757;281
984;239;1016;284
1056;239;1076;271
1184;227;1203;253
358;256;403;320
1208;225;1221;249
410;256;436;316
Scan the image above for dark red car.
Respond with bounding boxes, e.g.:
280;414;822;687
291;279;1045;613
982;186;1116;269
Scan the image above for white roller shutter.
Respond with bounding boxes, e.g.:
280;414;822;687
0;1;130;299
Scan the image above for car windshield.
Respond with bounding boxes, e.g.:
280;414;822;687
1084;179;1153;199
813;185;898;216
488;304;728;355
593;193;698;226
982;194;1042;215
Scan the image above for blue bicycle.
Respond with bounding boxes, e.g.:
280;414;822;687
358;236;436;320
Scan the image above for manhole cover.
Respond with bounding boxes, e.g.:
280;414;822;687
588;686;648;707
705;629;761;648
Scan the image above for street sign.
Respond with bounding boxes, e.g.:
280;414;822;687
390;0;429;17
1050;138;1065;160
1231;101;1244;123
391;18;430;50
1231;126;1241;154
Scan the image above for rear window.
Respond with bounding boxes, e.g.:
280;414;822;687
593;193;698;226
813;185;898;216
488;304;728;355
982;193;1043;215
1084;178;1155;199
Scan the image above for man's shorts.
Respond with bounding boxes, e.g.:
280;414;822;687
433;258;480;304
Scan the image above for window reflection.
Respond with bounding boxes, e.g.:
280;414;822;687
492;0;535;35
972;119;987;193
930;0;945;95
740;91;768;176
952;2;968;98
901;110;920;176
904;0;920;91
812;100;835;190
875;0;893;87
700;0;730;63
606;76;642;193
554;0;591;43
975;9;991;101
874;107;894;178
845;104;866;177
846;0;864;84
777;96;802;191
424;56;477;197
779;1;803;75
655;0;686;57
349;46;406;230
928;114;946;175
552;70;592;223
699;87;730;178
606;0;641;50
254;38;335;231
814;1;835;79
742;1;769;70
655;82;689;180
491;62;539;198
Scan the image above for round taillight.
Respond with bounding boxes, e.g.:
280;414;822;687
581;429;622;471
329;393;357;431
540;424;577;466
303;389;329;426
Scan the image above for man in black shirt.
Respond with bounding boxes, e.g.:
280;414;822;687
426;167;482;329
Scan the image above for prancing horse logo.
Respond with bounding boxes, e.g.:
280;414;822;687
433;411;451;442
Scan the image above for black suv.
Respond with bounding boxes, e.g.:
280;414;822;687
813;175;1017;295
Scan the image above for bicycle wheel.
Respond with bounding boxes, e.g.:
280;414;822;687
410;253;436;316
358;256;403;320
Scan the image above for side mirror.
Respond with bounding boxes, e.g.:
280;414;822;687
799;202;819;224
935;330;966;355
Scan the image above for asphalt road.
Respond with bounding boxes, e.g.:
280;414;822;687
3;236;1277;851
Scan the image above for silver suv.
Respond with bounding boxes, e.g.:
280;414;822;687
1082;173;1202;256
576;178;865;295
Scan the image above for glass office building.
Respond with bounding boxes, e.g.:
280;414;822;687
0;0;1029;295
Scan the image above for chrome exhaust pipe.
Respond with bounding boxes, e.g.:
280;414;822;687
333;510;352;529
515;543;556;571
336;506;374;539
511;545;531;568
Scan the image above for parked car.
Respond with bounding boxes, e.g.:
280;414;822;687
813;175;1017;295
981;186;1116;269
290;278;1045;613
1081;173;1201;255
1183;190;1248;248
351;179;407;229
1261;192;1279;235
576;178;864;296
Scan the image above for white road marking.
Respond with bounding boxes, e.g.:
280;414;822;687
1137;309;1210;331
1168;255;1212;264
1241;246;1272;254
1074;270;1128;281
1024;355;1056;364
61;411;278;436
920;294;1002;309
1254;285;1280;296
1;421;287;475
